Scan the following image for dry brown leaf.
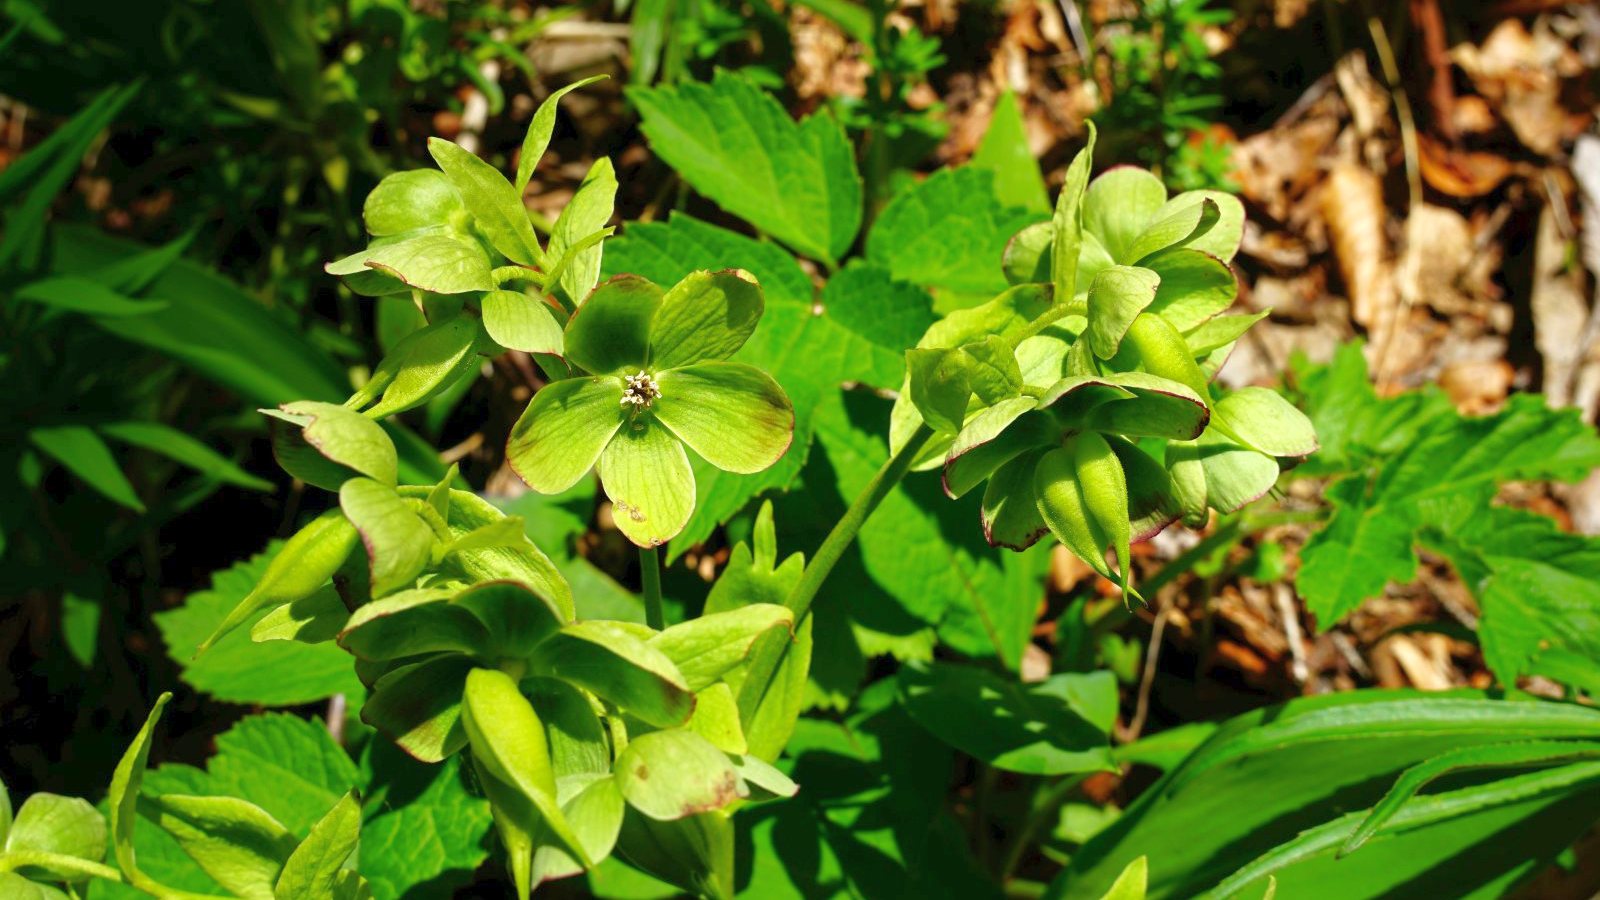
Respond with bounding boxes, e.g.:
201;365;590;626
1320;162;1395;338
1451;18;1582;156
1531;203;1589;408
1232;116;1340;223
1417;134;1515;198
1438;358;1514;414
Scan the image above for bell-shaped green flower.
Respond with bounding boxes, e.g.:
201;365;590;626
507;270;795;547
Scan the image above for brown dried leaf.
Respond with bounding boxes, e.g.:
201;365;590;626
1320;162;1395;336
1451;19;1582;156
1417;134;1514;198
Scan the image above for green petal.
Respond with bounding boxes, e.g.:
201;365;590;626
653;362;794;474
507;377;625;494
364;170;463;236
598;421;695;547
1196;428;1280;513
982;449;1050;551
648;270;763;369
563;275;663;375
428;137;543;267
1083;167;1167;264
1211;387;1319;458
1143;248;1239;332
1107;436;1180;542
1127;196;1219;264
944;397;1051;499
1153;189;1244;263
481;290;565;356
1086;265;1161;359
360;655;473;762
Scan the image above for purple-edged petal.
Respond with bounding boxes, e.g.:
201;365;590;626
598;421;695;547
648;269;764;369
507;376;625;494
653;362;794;474
564;275;663;375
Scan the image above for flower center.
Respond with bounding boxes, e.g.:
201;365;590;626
621;370;661;408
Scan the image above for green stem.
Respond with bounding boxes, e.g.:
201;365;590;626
999;773;1089;882
640;545;665;630
737;425;935;722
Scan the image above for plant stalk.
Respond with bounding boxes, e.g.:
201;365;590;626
640;545;665;630
737;425;934;721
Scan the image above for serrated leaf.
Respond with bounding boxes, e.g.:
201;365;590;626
158;541;364;705
866;167;1040;297
628;70;861;265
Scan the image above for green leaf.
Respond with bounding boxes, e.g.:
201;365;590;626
615;730;745;821
1297;393;1600;630
866;167;1040;297
628;70;861;264
5;794;106;873
530;622;694;728
906;347;977;435
507;376;626;494
604;213;813;308
428;137;543;266
597;421;695;547
194;511;360;658
481;291;565;356
356;751;491;900
547;158;617;305
899;662;1116;774
414;488;574;621
60;593;99;668
15;275;166;316
98;421;271;491
563;275;663;375
1210;387;1317;458
517;76;608;194
357;314;483;420
1052;124;1097;304
821;262;938;385
363;170;464;236
157;542;364;705
648;270;763;370
361;656;473;763
1046;691;1600;899
273;792;363;900
1086;265;1162;359
647;605;795;692
1125;197;1219;264
653;362;794;475
1100;857;1148;900
337;588;485;660
140;795;295;899
1153;189;1244;263
970;90;1050;214
1082;166;1167;265
108;693;170;896
267;400;398;491
326;232;496;294
530;776;624;889
339;478;434;597
28;425;143;512
1142;248;1238;332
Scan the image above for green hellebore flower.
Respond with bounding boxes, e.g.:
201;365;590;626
507;270;795;547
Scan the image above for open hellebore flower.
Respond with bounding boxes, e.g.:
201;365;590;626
507;270;795;547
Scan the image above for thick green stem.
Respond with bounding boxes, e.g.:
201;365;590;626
737;425;935;722
999;773;1089;882
640;545;665;630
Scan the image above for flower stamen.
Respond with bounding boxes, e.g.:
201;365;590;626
621;370;661;409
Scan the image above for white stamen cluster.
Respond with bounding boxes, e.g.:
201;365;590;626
621;370;661;408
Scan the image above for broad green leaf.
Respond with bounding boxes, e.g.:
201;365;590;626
596;421;694;547
339;478;434;597
28;426;143;512
267;400;397;491
326;232;496;294
273;792;362;900
1142;248;1238;331
547;158;617;305
361;656;474;763
970;90;1050;214
604;213;813;308
563;275;663;375
481;291;565;356
648;270;763;370
428;137;543;266
1210;388;1317;458
615;730;745;821
1052;123;1097;305
15;275;166;316
1047;691;1600;899
158;543;363;705
356;751;491;900
1204;762;1600;900
246;584;343;644
1082;166;1166;265
821;262;938;384
337;588;485;660
451;581;564;660
5;794;105;873
866;167;1040;297
628;70;861;265
1152;189;1244;263
530;776;624;888
140;795;295;900
506;376;626;494
363;170;464;236
98;421;271;491
653;362;794;475
194;512;360;657
530;622;694;728
358;314;483;420
1086;265;1162;359
1126;197;1219;264
647;605;795;692
899;662;1116;775
516;76;608;194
